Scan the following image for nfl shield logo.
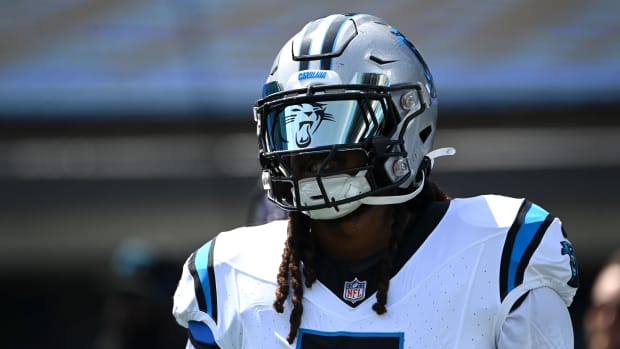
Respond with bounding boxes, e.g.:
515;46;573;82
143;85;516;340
343;277;367;304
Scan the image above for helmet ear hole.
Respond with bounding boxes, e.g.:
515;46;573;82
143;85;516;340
419;125;432;143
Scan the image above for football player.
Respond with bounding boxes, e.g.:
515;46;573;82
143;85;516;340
173;13;579;348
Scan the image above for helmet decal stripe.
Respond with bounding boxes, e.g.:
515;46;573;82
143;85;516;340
320;15;349;70
298;20;321;71
308;14;338;69
295;14;364;71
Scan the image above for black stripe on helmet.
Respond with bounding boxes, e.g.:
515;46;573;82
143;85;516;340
320;15;348;70
298;20;321;71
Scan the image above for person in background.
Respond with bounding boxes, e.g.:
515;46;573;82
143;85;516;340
93;239;185;349
584;251;620;349
173;13;580;348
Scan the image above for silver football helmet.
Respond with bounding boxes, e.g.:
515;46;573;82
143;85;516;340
254;13;453;220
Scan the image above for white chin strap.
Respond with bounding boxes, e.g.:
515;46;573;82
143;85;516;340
361;147;456;205
295;147;455;220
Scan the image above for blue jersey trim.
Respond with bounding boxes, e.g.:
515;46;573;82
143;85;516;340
188;239;218;322
296;328;404;349
500;200;553;301
299;328;404;337
195;240;215;319
188;321;216;345
506;203;548;292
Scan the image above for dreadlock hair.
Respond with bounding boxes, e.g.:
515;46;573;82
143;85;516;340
273;179;450;343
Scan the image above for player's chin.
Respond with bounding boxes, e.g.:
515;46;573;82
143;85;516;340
334;204;373;222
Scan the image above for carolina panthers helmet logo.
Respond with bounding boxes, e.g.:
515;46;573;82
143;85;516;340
284;102;335;148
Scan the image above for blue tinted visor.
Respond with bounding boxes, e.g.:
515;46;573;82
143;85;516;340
264;93;390;152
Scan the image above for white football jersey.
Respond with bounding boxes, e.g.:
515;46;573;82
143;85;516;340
173;195;579;348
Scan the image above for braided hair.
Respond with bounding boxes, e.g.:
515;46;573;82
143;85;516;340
273;180;450;343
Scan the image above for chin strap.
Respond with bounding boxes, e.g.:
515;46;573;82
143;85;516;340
426;147;456;169
360;147;456;206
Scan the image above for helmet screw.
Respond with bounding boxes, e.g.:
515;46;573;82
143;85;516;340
393;158;410;177
400;91;420;111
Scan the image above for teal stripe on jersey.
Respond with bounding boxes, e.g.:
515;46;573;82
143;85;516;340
507;203;549;292
195;240;215;319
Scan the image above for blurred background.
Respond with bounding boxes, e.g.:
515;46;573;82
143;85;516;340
1;0;619;348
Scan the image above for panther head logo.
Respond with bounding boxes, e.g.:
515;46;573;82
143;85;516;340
284;102;335;148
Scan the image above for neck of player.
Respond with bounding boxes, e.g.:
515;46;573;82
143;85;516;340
311;204;397;262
